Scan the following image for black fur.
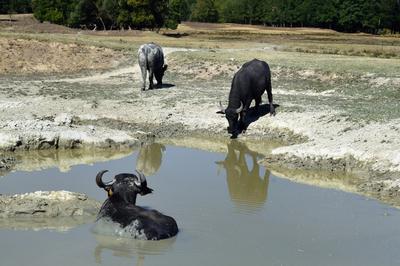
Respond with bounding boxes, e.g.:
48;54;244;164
96;171;178;240
224;59;275;137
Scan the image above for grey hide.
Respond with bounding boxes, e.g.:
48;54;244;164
138;43;167;91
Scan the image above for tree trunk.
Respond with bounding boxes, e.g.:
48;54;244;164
99;17;106;31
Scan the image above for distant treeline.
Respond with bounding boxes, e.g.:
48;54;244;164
0;0;32;14
212;0;400;33
0;0;399;33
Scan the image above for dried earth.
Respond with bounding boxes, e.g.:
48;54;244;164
0;191;100;230
0;17;399;209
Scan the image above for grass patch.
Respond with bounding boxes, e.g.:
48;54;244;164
167;49;400;122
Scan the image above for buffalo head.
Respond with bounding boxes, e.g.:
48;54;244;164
219;101;243;136
96;170;153;205
155;64;168;87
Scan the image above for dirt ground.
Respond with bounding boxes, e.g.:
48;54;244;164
0;15;399;208
0;38;127;74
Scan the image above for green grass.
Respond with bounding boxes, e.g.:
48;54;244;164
167;49;400;122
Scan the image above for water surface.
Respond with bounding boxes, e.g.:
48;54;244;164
1;141;400;266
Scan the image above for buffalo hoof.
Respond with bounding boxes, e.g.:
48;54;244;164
230;134;238;139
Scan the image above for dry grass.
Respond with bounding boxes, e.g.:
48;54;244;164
168;22;400;58
2;14;400;58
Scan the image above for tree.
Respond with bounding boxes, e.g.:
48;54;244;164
68;0;97;28
191;0;218;22
338;0;364;32
126;0;169;30
26;0;400;33
168;0;190;23
0;0;32;14
96;0;119;29
32;0;76;24
218;0;243;23
380;0;400;33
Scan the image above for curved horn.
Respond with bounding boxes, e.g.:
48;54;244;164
96;170;109;188
218;101;226;114
235;102;243;114
135;170;147;186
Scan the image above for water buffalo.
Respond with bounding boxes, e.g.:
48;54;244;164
219;59;275;137
138;43;168;91
95;170;178;240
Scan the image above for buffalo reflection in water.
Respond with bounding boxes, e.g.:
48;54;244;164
136;143;166;176
93;234;176;266
216;140;270;211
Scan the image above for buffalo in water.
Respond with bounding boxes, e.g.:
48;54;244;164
219;59;275;138
95;170;178;240
138;43;168;91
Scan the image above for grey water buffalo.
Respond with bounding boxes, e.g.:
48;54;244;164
138;43;168;91
95;170;178;240
219;59;275;138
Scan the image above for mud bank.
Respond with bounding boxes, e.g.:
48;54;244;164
0;43;399;208
0;191;100;230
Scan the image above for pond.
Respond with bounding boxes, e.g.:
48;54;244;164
1;141;400;266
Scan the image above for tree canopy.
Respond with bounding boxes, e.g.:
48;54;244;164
0;0;32;14
1;0;399;33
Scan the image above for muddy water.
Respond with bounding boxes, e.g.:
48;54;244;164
1;142;400;266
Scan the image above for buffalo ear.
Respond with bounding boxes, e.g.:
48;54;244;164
163;64;168;72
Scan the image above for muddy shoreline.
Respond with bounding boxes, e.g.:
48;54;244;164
0;41;399;208
1;119;398;208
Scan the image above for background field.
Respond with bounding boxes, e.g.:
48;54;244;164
0;14;399;206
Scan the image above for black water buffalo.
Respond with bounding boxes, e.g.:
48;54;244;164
138;43;168;91
219;59;275;137
95;170;178;240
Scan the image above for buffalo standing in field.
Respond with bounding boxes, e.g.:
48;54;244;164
219;59;275;138
138;43;168;91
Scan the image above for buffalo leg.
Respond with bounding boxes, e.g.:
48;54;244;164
267;91;275;116
240;100;252;133
148;69;154;90
255;96;262;113
266;79;275;116
239;111;248;134
139;65;147;91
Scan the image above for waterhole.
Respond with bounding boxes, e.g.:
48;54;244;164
1;141;400;266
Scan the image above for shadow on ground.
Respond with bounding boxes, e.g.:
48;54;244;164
157;83;175;89
244;103;280;128
231;103;280;138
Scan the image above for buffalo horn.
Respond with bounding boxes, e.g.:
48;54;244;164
96;170;109;188
218;101;226;114
235;102;243;113
96;170;114;189
135;170;147;186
